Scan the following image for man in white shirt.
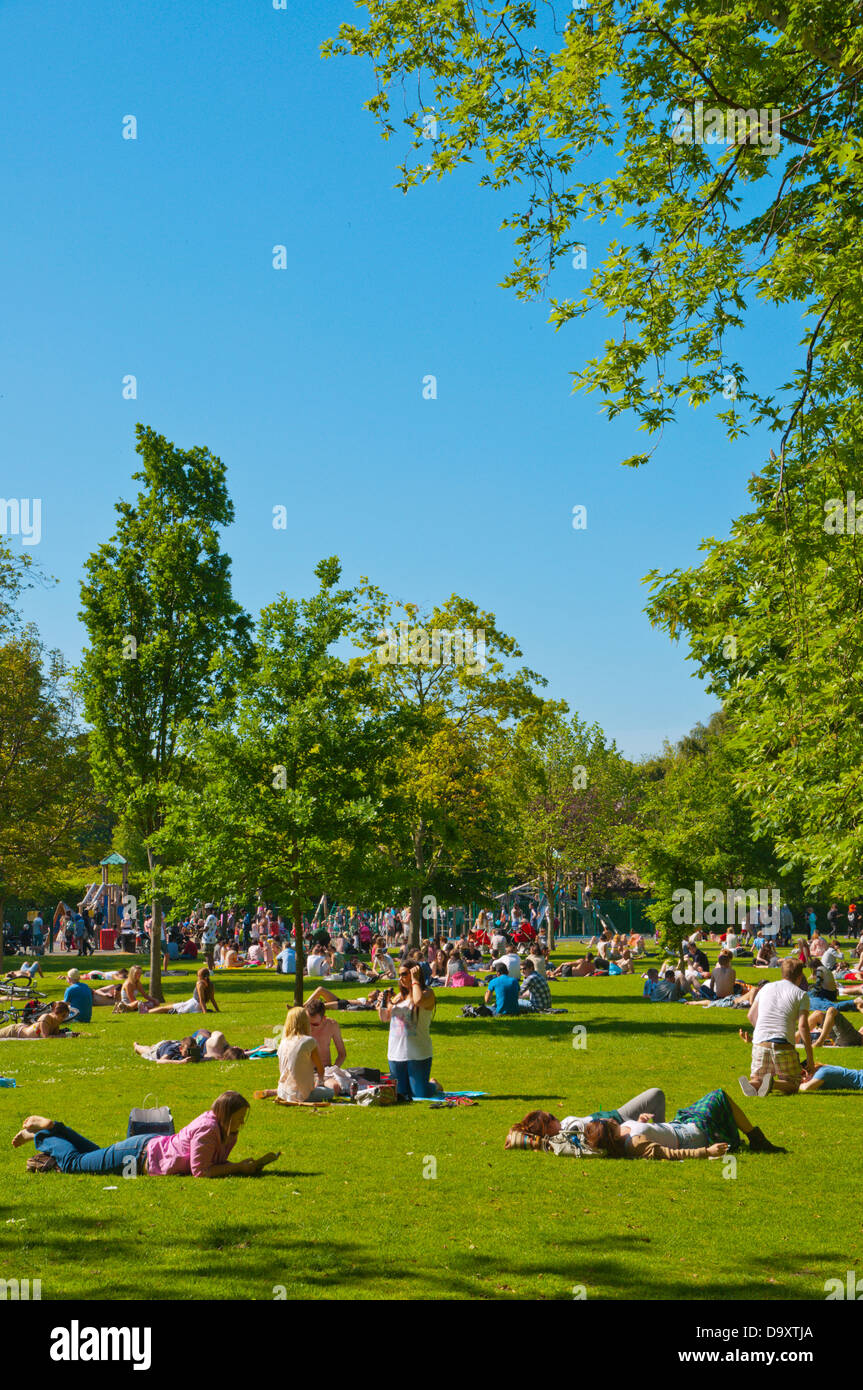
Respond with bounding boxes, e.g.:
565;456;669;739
306;950;329;978
499;949;522;982
740;959;814;1096
202;907;219;969
375;951;397;979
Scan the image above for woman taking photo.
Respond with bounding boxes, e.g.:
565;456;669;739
378;964;436;1100
13;1091;279;1176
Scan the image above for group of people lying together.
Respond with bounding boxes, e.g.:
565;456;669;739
503;1085;785;1160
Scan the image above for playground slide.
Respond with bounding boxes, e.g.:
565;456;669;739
80;882;101;910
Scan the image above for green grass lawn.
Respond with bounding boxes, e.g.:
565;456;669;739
1;943;861;1302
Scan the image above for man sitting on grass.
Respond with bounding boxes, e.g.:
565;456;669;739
518;959;553;1012
642;968;685;1002
484;961;520;1015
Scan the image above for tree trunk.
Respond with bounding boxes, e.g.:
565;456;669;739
545;867;556;950
292;846;305;1006
146;846;164;1003
0;897;4;975
409;883;423;951
150;898;164;1003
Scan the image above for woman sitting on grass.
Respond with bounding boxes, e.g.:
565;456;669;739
147;968;219;1016
445;953;478;987
12;1091;279;1176
0;1001;74;1039
256;1006;335;1104
504;1087;785;1159
112;965;158;1014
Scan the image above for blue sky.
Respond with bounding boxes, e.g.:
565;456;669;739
2;0;800;759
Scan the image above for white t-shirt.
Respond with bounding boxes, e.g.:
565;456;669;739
202;915;219;944
376;953;397;979
752;979;810;1045
623;1120;705;1150
387;999;433;1061
277;1035;317;1102
499;952;521;981
306;953;328;977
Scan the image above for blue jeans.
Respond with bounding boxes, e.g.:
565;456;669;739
810;994;855;1012
35;1122;152;1175
388;1057;433;1099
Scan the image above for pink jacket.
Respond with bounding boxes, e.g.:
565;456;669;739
146;1110;237;1177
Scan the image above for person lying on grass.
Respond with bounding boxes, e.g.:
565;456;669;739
799;1064;863;1092
505;1088;784;1159
548;953;597;979
738;996;863;1055
82;967;128;985
685;981;764;1009
147;967;219;1016
11;1091;280;1176
4;958;44;984
133;1037;204;1063
0;1001;75;1039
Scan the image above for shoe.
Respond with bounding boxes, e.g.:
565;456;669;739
756;1073;774;1096
747;1126;786;1154
738;1075;757;1097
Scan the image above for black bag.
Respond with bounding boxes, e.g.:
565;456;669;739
346;1066;381;1084
127;1100;174;1138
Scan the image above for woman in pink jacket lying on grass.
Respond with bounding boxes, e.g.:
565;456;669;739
12;1091;280;1177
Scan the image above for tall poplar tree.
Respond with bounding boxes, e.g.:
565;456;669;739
78;425;251;997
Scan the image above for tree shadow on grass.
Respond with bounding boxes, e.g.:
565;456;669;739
9;1219;851;1302
579;1015;752;1036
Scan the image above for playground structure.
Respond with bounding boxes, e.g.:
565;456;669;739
78;853;129;930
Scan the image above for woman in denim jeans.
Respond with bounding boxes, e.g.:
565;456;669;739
12;1092;279;1177
378;964;436;1099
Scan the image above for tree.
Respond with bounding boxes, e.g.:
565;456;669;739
506;710;637;946
351;586;558;946
0;632;96;971
628;712;799;952
644;450;863;901
157;559;386;1004
78;425;251;998
325;1;863;463
326;3;863;900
